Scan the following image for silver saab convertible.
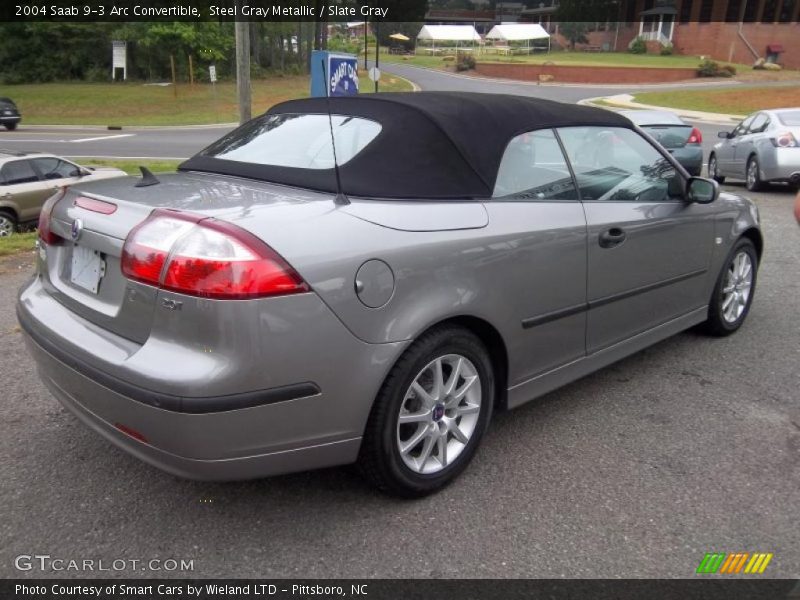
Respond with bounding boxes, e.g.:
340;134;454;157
18;93;763;497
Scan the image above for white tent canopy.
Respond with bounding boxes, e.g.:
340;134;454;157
416;25;481;42
485;23;550;42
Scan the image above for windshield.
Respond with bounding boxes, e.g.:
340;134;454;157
777;110;800;126
199;113;382;169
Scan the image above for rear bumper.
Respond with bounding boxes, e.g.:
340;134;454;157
18;275;407;480
28;336;361;480
760;148;800;182
0;115;20;124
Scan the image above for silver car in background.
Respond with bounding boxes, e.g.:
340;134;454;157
709;108;800;191
17;93;762;497
619;110;704;176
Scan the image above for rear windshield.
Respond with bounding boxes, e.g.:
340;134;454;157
640;125;692;148
199;113;381;169
777;110;800;126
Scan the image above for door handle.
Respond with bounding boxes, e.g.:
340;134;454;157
599;227;627;248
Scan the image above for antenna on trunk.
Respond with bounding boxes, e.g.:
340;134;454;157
135;166;160;188
321;58;349;206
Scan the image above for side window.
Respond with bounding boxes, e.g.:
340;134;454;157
732;115;755;137
492;128;576;200
557;126;682;202
748;113;769;134
0;160;39;185
31;157;78;180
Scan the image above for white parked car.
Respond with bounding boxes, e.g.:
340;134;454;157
709;108;800;191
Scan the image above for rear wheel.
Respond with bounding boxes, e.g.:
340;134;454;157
4;123;17;131
708;153;725;184
0;211;17;237
746;156;764;191
702;238;758;336
359;326;494;497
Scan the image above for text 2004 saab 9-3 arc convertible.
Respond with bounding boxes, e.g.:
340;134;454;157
17;93;762;497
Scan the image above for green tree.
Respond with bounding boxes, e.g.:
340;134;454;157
559;22;590;51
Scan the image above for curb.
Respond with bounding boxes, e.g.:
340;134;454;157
578;93;745;124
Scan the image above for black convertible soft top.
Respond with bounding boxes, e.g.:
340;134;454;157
180;92;633;200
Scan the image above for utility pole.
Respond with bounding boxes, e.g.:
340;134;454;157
235;2;251;125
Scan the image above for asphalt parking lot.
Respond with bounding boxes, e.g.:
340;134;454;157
1;181;798;579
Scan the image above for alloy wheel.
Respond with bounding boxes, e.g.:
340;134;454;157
0;216;14;237
721;251;753;323
747;159;759;189
396;354;481;475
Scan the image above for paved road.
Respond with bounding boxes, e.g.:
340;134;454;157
0;125;232;160
1;67;798;579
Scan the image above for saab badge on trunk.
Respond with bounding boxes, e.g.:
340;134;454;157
71;218;83;242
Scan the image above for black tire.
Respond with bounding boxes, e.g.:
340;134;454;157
0;210;18;237
745;155;764;192
702;238;758;336
4;122;17;131
358;325;494;498
708;153;725;184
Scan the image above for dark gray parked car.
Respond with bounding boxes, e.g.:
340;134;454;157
17;93;762;497
0;97;21;130
620;109;704;176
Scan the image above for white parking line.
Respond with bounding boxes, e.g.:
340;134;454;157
70;134;134;143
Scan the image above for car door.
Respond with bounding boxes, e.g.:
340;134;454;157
0;159;47;222
734;112;769;176
718;114;754;176
557;125;716;353
488;128;588;383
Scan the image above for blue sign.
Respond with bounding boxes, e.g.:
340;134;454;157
328;55;359;96
310;50;359;98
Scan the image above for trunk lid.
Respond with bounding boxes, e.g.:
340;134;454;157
641;124;694;149
42;172;333;343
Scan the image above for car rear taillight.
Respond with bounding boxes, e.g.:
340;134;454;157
121;209;309;300
770;132;798;148
38;188;66;245
687;127;703;144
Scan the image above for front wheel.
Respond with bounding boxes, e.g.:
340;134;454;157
702;238;758;336
358;326;494;497
708;154;725;184
0;211;17;237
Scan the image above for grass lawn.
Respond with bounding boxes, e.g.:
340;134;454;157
0;231;37;257
78;158;182;175
382;50;749;71
633;86;800;115
4;71;414;126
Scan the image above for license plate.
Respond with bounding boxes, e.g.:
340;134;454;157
70;245;105;294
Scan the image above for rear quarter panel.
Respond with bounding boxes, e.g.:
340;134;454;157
230;198;589;388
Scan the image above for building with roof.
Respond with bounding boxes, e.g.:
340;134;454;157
423;0;800;69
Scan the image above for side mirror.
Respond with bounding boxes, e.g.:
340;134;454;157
718;131;732;139
77;168;91;177
686;176;719;204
